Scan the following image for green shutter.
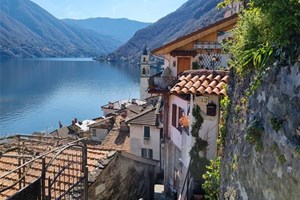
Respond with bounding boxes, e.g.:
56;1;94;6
149;149;153;159
141;148;146;157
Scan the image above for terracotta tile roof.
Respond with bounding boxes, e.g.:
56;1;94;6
0;136;116;199
170;70;229;96
100;116;131;152
126;108;157;126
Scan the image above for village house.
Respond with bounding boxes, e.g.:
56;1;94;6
148;14;238;198
126;107;164;171
87;117;114;142
101;99;146;117
0;108;158;199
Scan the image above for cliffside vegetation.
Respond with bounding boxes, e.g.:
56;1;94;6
189;105;209;193
222;0;300;94
217;0;300;199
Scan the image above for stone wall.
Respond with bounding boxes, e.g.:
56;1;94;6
220;59;300;199
88;152;157;200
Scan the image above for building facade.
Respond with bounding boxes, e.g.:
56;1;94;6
126;108;164;170
149;14;237;198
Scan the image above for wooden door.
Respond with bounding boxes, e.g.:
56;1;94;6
177;57;191;74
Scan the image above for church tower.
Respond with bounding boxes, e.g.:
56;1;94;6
140;48;150;100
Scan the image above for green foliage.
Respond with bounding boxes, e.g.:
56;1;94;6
295;146;300;157
234;104;241;114
270;142;279;152
252;0;300;50
278;154;286;165
189;104;208;181
218;95;231;148
202;157;221;200
192;61;200;70
220;0;300;94
270;117;283;132
270;142;286;165
191;105;204;138
232;154;239;171
245;120;264;152
190;157;210;181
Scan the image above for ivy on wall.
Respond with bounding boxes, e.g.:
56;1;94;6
189;104;209;186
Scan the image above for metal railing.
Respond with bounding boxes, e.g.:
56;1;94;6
178;159;192;200
0;138;88;200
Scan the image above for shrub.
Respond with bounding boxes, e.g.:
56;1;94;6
202;157;220;200
270;117;283;132
245;120;264;152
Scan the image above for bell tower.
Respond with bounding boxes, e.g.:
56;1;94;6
140;48;150;100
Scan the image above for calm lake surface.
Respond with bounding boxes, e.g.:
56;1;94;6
0;58;140;137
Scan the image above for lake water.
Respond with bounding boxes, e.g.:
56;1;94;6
0;58;141;137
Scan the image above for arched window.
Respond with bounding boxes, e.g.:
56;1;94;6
142;67;146;75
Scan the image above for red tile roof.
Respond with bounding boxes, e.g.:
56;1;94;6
0;136;116;199
170;70;229;96
100;116;131;152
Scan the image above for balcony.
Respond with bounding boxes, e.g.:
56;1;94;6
148;70;178;93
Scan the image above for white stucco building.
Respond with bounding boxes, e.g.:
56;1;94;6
148;14;237;198
88;117;114;142
126;108;164;170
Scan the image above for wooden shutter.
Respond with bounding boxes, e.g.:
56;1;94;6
149;149;153;159
141;148;146;158
172;104;177;127
177;57;191;74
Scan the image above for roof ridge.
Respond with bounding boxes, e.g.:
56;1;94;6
126;107;156;123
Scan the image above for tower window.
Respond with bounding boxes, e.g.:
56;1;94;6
142;67;146;75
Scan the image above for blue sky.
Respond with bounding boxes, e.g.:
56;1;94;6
30;0;188;22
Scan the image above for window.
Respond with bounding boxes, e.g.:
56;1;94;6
144;126;150;140
172;104;177;127
172;104;185;131
142;67;146;75
178;107;184;127
141;148;153;159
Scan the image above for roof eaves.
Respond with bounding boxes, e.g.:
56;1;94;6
126;108;156;124
150;14;238;55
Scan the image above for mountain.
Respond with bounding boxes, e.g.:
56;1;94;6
0;0;121;58
62;18;151;43
109;0;227;63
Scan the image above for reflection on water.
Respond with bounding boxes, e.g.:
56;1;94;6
0;58;140;136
